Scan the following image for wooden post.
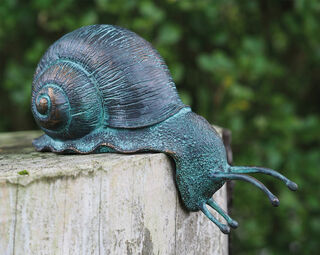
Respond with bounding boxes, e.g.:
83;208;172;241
0;129;229;255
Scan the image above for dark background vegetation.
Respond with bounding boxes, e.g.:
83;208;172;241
0;0;319;254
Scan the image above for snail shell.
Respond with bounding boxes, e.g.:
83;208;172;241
32;24;185;140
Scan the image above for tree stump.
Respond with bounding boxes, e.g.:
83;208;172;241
0;129;229;255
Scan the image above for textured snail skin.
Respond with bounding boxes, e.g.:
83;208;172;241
31;24;298;234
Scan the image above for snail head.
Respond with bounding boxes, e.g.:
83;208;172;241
199;165;298;234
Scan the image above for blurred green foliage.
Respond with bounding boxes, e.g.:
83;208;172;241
0;0;319;253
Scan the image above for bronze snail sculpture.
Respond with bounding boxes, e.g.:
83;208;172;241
31;24;297;234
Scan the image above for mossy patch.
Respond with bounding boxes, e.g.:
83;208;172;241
18;170;29;175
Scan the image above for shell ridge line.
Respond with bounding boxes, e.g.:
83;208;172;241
32;25;115;80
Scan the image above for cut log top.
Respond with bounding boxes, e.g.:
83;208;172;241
0;129;228;255
0;130;175;186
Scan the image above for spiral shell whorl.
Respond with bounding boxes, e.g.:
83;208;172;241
32;61;103;139
32;24;185;140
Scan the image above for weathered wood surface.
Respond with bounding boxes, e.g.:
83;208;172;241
0;130;228;255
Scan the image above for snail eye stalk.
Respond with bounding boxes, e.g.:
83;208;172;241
211;172;280;206
229;166;298;191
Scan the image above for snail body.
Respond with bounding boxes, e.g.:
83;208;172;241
31;25;297;234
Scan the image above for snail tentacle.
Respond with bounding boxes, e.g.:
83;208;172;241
207;198;238;229
211;172;280;207
229;166;298;191
199;202;230;234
